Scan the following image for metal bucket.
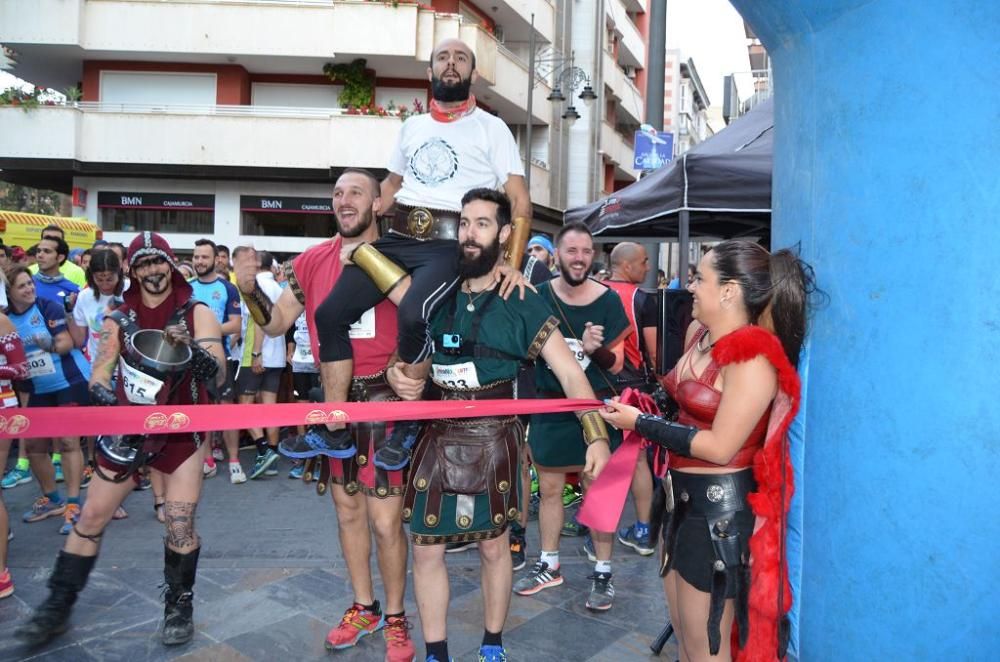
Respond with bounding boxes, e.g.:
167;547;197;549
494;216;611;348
127;329;192;379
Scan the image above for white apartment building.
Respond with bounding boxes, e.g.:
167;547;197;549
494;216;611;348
0;0;568;254
562;0;646;208
662;49;710;156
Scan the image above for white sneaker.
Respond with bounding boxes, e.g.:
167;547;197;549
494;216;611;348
203;460;217;479
212;446;225;461
229;463;247;484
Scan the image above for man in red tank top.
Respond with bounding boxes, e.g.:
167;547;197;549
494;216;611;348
604;242;660;556
233;169;415;661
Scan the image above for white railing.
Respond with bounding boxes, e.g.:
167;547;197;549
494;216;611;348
73;101;410;119
728;69;773;115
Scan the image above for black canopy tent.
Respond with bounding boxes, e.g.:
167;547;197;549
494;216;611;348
565;98;774;280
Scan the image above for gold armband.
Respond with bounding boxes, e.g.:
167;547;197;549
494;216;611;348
580;410;610;445
504;216;532;272
244;283;273;327
351;243;407;295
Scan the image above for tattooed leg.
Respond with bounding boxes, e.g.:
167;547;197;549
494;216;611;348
163;501;199;552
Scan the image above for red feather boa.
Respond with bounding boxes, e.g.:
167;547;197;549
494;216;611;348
711;325;800;662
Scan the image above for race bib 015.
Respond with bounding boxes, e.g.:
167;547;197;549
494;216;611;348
119;358;166;405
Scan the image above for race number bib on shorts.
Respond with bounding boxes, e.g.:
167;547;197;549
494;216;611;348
119;358;165;405
432;361;482;390
564;338;591;371
349;307;376;339
27;349;57;378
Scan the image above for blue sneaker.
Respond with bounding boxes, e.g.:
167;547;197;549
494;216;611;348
250;448;280;479
583;533;597;562
53;461;64;483
59;503;81;535
23;496;66;523
289;463;305;479
478;644;507;662
279;426;356;459
1;467;32;489
373;421;421;471
617;523;655;556
425;656;454;662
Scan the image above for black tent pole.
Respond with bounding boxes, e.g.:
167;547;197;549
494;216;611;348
679;209;690;287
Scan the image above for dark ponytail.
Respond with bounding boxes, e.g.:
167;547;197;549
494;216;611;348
85;248;124;296
710;240;816;367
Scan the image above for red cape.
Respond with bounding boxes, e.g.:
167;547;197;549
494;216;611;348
712;325;800;662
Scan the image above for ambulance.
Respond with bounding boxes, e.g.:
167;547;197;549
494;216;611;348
0;211;102;251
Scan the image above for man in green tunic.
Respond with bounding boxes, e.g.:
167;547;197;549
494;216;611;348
513;221;631;612
387;190;611;662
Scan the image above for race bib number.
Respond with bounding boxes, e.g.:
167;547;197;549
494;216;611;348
292;344;313;365
564;338;591;372
349;307;376;339
119;358;165;405
27;349;57;378
432;361;482;390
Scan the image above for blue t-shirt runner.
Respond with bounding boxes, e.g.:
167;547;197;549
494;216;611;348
32;274;80;312
189;275;241;356
9;296;91;395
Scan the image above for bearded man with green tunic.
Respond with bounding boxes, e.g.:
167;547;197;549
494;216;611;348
387;190;611;662
513;221;631;613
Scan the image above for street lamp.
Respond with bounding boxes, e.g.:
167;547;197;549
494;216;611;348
524;15;597;190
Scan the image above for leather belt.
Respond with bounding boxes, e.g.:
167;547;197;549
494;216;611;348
433;380;516;401
669;468;756;515
391;204;460;241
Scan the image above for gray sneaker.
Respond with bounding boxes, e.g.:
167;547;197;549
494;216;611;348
585;571;614;611
513;561;563;596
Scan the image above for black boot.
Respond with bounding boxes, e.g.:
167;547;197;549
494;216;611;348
162;546;199;646
15;551;96;647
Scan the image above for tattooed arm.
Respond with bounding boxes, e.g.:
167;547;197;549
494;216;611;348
192;304;227;389
89;318;121;390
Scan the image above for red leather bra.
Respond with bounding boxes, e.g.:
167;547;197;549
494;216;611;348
662;326;768;469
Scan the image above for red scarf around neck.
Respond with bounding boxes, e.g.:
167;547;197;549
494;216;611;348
429;94;477;122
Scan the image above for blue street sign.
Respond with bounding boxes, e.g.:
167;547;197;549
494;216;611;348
633;130;674;171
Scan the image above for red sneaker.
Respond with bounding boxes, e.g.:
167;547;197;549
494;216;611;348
0;568;13;599
324;603;384;650
383;615;416;662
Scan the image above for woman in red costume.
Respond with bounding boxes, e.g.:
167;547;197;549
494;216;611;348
601;239;813;662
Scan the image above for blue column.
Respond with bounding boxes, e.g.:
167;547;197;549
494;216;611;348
729;0;999;657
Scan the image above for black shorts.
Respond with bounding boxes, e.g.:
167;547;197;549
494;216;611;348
236;366;283;395
291;372;321;401
28;381;90;407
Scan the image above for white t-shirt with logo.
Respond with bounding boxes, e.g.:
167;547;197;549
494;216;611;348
72;288;115;363
388;108;524;212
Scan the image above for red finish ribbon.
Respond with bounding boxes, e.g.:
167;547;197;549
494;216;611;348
576;388;660;534
1;398;602;440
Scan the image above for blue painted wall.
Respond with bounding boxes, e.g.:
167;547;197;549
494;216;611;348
729;0;1000;657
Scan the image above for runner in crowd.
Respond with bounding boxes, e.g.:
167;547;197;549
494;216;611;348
6;266;89;536
600;240;813;661
234;248;285;480
16;231;226;648
513;222;631;612
234;168;416;660
386;188;611;662
189;239;245;484
0;293;30;600
307;37;532;472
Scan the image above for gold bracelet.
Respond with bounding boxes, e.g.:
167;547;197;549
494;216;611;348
504;216;532;271
352;243;407;295
580;410;610;445
244;283;272;327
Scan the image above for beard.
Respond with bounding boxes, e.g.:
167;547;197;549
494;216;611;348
458;236;501;279
431;73;473;103
558;254;591;287
338;208;374;239
140;271;170;295
194;261;215;278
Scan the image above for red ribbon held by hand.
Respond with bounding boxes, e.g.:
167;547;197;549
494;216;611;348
576;387;660;534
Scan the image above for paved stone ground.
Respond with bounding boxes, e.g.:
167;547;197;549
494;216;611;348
0;451;677;662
